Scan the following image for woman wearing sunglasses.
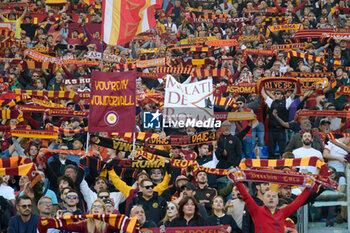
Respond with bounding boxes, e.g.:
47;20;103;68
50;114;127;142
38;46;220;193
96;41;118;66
159;201;179;226
51;200;118;233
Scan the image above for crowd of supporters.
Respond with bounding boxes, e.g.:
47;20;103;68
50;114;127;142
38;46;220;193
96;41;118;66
1;0;350;232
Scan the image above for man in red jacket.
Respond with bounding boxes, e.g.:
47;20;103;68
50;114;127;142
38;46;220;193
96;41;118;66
234;173;313;233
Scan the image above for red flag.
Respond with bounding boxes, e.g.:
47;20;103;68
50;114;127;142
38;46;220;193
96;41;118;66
102;0;163;45
89;71;136;133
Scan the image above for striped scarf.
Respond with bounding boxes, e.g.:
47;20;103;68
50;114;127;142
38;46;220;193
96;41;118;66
214;96;237;108
156;67;193;74
287;51;325;65
45;124;88;134
191;69;232;77
38;215;139;233
333;55;342;70
13;89;89;101
0;162;41;188
0;110;20;119
12;60;55;71
0;157;31;167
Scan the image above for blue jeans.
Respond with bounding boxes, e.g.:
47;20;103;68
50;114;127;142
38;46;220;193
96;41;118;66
252;122;265;147
286;129;295;142
243;136;253;159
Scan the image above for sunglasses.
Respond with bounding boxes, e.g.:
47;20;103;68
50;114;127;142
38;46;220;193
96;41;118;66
99;195;109;199
152;171;162;174
167;206;175;210
143;185;154;190
237;102;244;105
67;195;78;199
274;92;282;96
40;201;52;206
20;204;32;209
92;205;103;209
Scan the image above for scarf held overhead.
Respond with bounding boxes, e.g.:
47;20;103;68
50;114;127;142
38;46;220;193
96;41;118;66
38;214;139;233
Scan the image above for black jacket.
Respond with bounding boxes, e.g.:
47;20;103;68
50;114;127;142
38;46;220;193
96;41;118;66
169;216;206;227
126;192;167;224
215;134;242;169
45;158;77;194
207;214;241;233
194;186;217;214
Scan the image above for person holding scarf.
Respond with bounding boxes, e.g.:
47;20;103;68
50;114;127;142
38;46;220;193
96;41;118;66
261;86;297;158
232;168;314;233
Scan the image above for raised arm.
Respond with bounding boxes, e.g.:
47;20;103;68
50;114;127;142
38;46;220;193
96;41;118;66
293;1;307;13
19;5;28;21
107;169;134;198
235;182;259;216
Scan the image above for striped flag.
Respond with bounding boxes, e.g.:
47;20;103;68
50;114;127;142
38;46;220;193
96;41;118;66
102;0;162;45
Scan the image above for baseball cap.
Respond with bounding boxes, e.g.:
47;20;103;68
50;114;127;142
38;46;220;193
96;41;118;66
320;118;331;125
175;175;189;184
183;182;195;191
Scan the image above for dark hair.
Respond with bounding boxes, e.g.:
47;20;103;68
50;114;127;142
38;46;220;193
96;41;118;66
98;189;110;196
61;186;72;195
195;170;207;177
65;164;78;174
57;175;75;189
94;176;107;185
16;195;32;206
37;77;46;88
177;196;201;219
66;188;78;196
198;143;209;148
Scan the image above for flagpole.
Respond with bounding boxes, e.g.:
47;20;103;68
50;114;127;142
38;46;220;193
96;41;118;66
100;42;104;71
132;132;136;151
85;132;90;154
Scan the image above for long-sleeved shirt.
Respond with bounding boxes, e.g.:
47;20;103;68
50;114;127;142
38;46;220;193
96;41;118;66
236;182;310;233
107;169;170;210
7;214;39;233
79;179;126;210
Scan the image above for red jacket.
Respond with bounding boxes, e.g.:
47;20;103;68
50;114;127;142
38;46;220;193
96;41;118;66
236;182;310;233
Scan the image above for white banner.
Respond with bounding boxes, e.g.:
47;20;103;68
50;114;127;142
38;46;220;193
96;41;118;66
163;75;214;128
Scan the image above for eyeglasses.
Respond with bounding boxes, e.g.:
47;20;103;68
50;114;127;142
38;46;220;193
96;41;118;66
167;206;175;210
40;201;52;206
143;185;154;190
91;205;104;209
66;195;78;199
19;204;32;209
98;195;109;199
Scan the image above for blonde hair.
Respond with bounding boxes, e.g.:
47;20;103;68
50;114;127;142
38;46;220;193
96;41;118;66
161;201;179;223
87;200;108;233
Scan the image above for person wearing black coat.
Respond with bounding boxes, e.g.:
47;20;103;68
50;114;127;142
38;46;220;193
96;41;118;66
216;121;252;169
126;178;167;224
207;196;241;233
169;196;206;227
